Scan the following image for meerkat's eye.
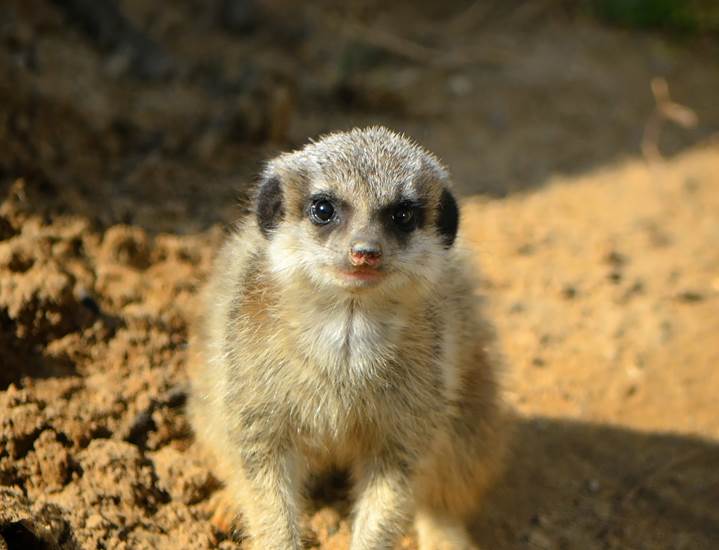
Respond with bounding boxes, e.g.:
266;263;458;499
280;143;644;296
392;205;417;232
310;199;336;225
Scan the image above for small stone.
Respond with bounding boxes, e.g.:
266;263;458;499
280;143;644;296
527;529;552;549
676;290;703;303
448;74;472;96
604;250;627;267
516;243;535;256
561;285;577;300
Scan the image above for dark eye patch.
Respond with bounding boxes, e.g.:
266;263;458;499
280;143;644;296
256;175;284;238
381;199;425;242
437;188;458;248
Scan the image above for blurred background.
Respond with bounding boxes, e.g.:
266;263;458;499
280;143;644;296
1;1;718;549
2;0;719;229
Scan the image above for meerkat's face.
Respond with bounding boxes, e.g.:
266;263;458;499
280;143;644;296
255;127;459;296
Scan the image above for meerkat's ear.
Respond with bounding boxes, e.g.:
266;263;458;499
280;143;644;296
256;174;284;238
437;188;459;248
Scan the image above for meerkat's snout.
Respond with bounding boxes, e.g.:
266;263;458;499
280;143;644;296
349;240;383;267
342;237;386;285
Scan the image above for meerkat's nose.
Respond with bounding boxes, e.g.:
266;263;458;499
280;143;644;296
349;241;383;267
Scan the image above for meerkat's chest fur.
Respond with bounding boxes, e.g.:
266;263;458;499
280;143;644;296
269;287;446;449
286;292;409;380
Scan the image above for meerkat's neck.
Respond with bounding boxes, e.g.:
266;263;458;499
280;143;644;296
275;278;429;381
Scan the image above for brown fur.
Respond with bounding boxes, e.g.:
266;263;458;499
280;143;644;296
188;127;509;549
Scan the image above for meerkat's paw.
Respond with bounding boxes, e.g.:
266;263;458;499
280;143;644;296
208;489;242;537
415;511;479;550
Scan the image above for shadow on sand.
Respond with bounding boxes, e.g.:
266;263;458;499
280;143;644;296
473;416;719;550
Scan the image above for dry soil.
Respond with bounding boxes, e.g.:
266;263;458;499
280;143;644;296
1;1;718;549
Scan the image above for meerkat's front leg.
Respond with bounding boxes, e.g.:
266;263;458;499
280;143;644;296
350;454;415;550
415;510;479;550
228;442;305;549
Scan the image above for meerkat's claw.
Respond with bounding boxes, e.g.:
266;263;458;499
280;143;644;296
208;490;241;537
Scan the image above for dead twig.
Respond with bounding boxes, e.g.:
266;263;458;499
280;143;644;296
620;447;706;506
641;77;698;163
445;0;499;33
317;11;513;70
597;447;709;546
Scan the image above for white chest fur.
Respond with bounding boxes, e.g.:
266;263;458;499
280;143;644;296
290;294;405;380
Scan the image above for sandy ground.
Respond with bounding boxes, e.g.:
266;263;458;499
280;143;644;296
1;1;718;549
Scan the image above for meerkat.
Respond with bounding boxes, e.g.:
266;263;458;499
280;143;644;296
188;126;509;550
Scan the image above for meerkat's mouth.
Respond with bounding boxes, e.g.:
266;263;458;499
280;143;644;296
337;266;387;284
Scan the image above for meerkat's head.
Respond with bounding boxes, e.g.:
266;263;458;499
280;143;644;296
254;127;459;296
